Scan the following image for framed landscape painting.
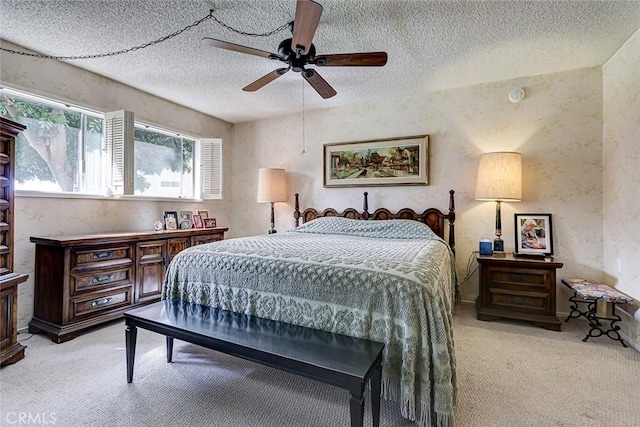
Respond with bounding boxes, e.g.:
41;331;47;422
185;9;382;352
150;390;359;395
323;135;429;187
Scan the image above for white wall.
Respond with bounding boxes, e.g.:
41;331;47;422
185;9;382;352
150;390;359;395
603;27;640;342
1;40;234;328
233;68;605;310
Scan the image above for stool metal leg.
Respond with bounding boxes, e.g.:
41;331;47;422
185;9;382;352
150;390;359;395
606;304;627;347
565;292;589;322
582;301;628;347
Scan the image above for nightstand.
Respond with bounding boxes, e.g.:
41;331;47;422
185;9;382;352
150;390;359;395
476;253;563;331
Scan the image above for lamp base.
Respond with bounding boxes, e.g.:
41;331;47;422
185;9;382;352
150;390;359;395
493;237;504;252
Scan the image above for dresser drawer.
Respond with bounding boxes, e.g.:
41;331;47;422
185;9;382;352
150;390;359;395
71;244;134;269
71;266;133;294
487;288;550;314
69;286;132;322
486;267;549;291
191;233;223;246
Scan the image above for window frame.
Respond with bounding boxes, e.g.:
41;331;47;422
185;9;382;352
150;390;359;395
131;120;199;200
1;87;221;201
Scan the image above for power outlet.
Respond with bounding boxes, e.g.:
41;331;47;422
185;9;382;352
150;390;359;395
617;258;623;274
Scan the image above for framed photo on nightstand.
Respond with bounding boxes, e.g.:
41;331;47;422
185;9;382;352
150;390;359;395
514;213;553;256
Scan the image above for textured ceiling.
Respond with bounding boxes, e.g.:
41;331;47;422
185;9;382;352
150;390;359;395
1;0;639;123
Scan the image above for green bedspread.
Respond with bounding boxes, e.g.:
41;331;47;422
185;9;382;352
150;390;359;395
163;217;457;427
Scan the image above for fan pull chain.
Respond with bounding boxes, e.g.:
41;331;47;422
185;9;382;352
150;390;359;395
301;79;306;155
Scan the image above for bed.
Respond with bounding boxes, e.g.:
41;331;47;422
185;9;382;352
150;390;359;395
162;190;458;427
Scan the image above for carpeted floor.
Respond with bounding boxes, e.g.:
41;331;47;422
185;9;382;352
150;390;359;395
1;304;638;427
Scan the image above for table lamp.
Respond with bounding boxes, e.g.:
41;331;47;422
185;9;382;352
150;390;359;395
257;168;288;234
475;152;522;252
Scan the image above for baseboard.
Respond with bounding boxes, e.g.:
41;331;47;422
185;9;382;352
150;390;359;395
458;300;640;353
617;306;640;352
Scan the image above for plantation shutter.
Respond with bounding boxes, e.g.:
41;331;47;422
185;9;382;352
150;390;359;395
201;138;222;200
104;110;134;195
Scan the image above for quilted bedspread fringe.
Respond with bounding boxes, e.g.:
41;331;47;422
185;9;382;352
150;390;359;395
380;375;400;402
435;412;454;427
414;405;454;427
382;375;453;427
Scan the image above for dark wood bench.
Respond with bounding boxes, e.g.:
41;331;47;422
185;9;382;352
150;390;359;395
124;299;385;427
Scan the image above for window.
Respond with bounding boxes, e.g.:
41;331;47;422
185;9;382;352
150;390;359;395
0;88;104;194
132;124;195;198
0;88;222;200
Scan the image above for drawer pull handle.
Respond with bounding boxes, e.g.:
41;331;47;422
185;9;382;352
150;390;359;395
92;274;113;284
507;295;527;305
91;297;112;308
93;251;114;260
508;274;527;282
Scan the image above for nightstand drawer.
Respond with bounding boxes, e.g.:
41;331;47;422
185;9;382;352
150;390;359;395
487;267;549;291
487;288;550;314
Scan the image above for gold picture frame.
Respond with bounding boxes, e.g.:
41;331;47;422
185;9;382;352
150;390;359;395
323;135;429;187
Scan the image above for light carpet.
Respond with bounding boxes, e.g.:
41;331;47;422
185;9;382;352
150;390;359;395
1;304;638;427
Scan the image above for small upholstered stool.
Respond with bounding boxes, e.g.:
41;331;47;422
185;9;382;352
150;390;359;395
561;279;634;347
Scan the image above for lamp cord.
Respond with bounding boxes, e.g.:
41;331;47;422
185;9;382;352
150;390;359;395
0;9;290;60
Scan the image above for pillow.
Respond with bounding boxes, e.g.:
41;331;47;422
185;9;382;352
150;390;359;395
290;216;438;240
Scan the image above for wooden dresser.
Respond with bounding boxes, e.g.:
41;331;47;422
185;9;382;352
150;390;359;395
0;117;29;367
476;253;563;331
29;227;227;343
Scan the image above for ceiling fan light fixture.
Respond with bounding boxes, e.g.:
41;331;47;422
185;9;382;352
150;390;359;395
203;0;387;99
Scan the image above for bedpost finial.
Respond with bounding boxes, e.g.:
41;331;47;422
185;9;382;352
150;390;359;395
294;193;300;227
448;190;456;254
448;190;455;214
362;192;369;219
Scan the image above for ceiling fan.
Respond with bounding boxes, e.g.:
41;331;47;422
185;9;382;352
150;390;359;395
202;0;388;99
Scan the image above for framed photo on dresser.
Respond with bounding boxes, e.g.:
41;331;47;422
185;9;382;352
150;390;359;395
178;211;193;229
163;211;178;230
192;214;204;229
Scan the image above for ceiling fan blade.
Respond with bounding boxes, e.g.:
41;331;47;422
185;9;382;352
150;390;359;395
302;69;336;99
243;68;290;92
313;52;388;67
202;37;283;60
292;0;323;56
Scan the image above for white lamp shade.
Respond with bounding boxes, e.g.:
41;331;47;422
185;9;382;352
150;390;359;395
257;168;288;203
475;152;522;201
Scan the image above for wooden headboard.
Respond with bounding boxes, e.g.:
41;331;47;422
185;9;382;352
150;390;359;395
293;190;456;253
